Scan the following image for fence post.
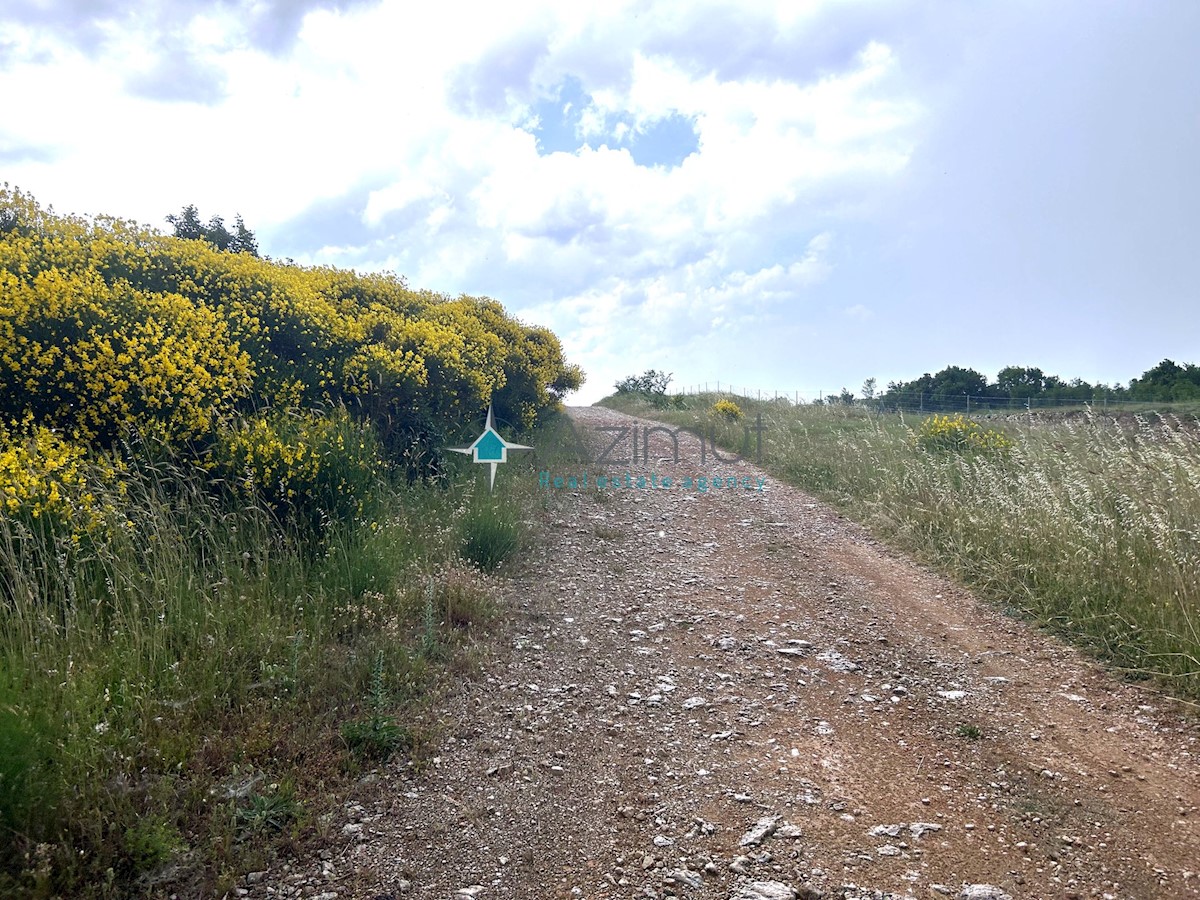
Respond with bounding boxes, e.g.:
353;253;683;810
965;393;970;413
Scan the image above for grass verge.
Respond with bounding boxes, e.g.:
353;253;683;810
0;433;533;898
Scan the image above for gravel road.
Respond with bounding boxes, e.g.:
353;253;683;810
250;406;1199;900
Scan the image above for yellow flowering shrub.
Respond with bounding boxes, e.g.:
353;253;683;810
0;419;122;540
916;414;1013;454
0;186;583;483
0;268;252;443
711;398;744;421
210;410;382;531
448;298;583;429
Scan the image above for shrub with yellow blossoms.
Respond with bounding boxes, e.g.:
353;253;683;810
0;418;122;541
0;187;584;486
711;398;744;421
210;408;384;533
915;413;1013;454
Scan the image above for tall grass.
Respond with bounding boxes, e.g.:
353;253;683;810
602;393;1200;699
0;436;530;897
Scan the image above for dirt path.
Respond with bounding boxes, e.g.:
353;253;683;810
251;406;1199;900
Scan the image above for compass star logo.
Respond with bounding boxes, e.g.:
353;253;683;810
449;404;532;491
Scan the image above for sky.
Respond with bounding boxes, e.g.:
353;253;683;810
2;1;1198;404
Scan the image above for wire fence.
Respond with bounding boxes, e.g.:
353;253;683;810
675;383;1190;415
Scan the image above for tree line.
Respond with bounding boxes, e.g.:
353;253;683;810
832;360;1200;409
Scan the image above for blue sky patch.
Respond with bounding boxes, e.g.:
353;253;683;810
528;75;698;169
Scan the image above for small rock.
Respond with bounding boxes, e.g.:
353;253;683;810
733;881;797;900
682;696;708;710
867;824;903;838
730;856;753;875
666;868;704;889
816;650;860;672
776;823;803;839
959;886;1012;900
740;815;781;847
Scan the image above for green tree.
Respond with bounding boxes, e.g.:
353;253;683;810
615;370;672;406
1129;359;1200;401
166;205;259;256
996;365;1046;399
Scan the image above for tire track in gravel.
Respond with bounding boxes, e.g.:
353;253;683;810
249;406;1199;900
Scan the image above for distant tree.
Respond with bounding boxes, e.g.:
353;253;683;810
166;204;259;256
861;377;877;401
996;365;1046;399
880;366;990;410
1129;359;1200;401
231;214;258;256
837;387;855;405
615;370;672;397
930;365;989;399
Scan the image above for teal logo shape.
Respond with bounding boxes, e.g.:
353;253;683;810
449;404;532;491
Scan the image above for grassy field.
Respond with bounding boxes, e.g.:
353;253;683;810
601;392;1200;702
0;437;537;898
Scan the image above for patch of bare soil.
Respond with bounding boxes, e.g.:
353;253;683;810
245;407;1199;900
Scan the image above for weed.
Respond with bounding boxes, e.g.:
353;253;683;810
341;652;411;762
593;523;622;542
341;717;411;761
459;498;520;572
436;568;495;630
235;784;300;838
123;818;182;870
956;723;983;740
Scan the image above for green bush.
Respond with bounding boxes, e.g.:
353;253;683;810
459;498;519;571
614;370;673;408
